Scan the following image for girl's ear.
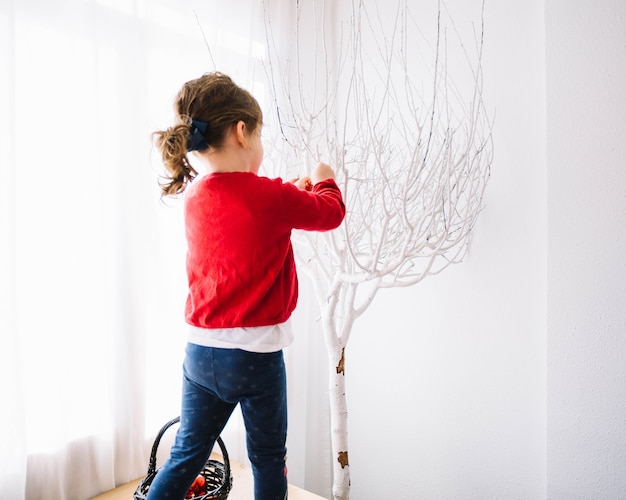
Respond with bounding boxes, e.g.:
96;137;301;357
234;120;248;147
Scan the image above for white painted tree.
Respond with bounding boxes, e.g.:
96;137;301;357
262;1;492;498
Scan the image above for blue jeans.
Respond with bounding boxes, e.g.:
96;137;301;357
146;344;288;500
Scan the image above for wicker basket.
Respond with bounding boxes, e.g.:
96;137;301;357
134;416;232;500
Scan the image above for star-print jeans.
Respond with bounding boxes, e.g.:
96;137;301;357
146;343;288;500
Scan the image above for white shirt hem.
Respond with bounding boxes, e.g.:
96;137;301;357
187;319;294;353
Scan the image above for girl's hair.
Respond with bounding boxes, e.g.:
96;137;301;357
153;72;263;196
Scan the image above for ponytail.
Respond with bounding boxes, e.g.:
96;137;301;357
153;122;198;197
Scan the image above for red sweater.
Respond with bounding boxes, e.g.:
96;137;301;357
184;172;345;328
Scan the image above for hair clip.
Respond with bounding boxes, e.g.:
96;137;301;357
187;119;210;152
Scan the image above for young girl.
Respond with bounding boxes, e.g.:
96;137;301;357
147;72;345;500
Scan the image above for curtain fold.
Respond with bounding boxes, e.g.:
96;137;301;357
1;0;333;498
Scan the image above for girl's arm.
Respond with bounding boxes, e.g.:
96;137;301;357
282;163;345;232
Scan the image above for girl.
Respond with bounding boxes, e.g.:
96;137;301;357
147;72;345;500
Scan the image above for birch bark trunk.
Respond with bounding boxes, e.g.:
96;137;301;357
326;341;350;500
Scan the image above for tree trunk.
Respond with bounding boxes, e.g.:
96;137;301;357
323;315;351;500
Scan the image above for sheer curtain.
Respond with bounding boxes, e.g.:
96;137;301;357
0;0;330;498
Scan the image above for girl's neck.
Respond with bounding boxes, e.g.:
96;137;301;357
194;147;258;176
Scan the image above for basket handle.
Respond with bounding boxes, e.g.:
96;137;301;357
216;428;231;481
146;416;231;480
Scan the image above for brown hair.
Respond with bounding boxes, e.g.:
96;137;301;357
153;72;263;196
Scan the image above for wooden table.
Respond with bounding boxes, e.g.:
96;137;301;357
89;455;327;500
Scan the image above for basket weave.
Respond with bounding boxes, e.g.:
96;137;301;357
134;416;232;500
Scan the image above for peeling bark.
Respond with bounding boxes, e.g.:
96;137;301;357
336;348;345;375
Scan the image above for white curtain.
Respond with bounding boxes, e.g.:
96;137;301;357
0;0;331;498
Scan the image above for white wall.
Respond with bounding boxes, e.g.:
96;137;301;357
546;0;626;498
339;0;626;498
345;0;548;498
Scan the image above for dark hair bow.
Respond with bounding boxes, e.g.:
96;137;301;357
187;119;209;152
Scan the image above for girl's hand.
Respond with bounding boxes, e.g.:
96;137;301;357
311;162;335;184
291;176;313;191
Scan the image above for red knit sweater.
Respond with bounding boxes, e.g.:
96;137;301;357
184;171;345;329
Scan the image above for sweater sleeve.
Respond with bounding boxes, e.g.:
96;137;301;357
280;178;346;231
